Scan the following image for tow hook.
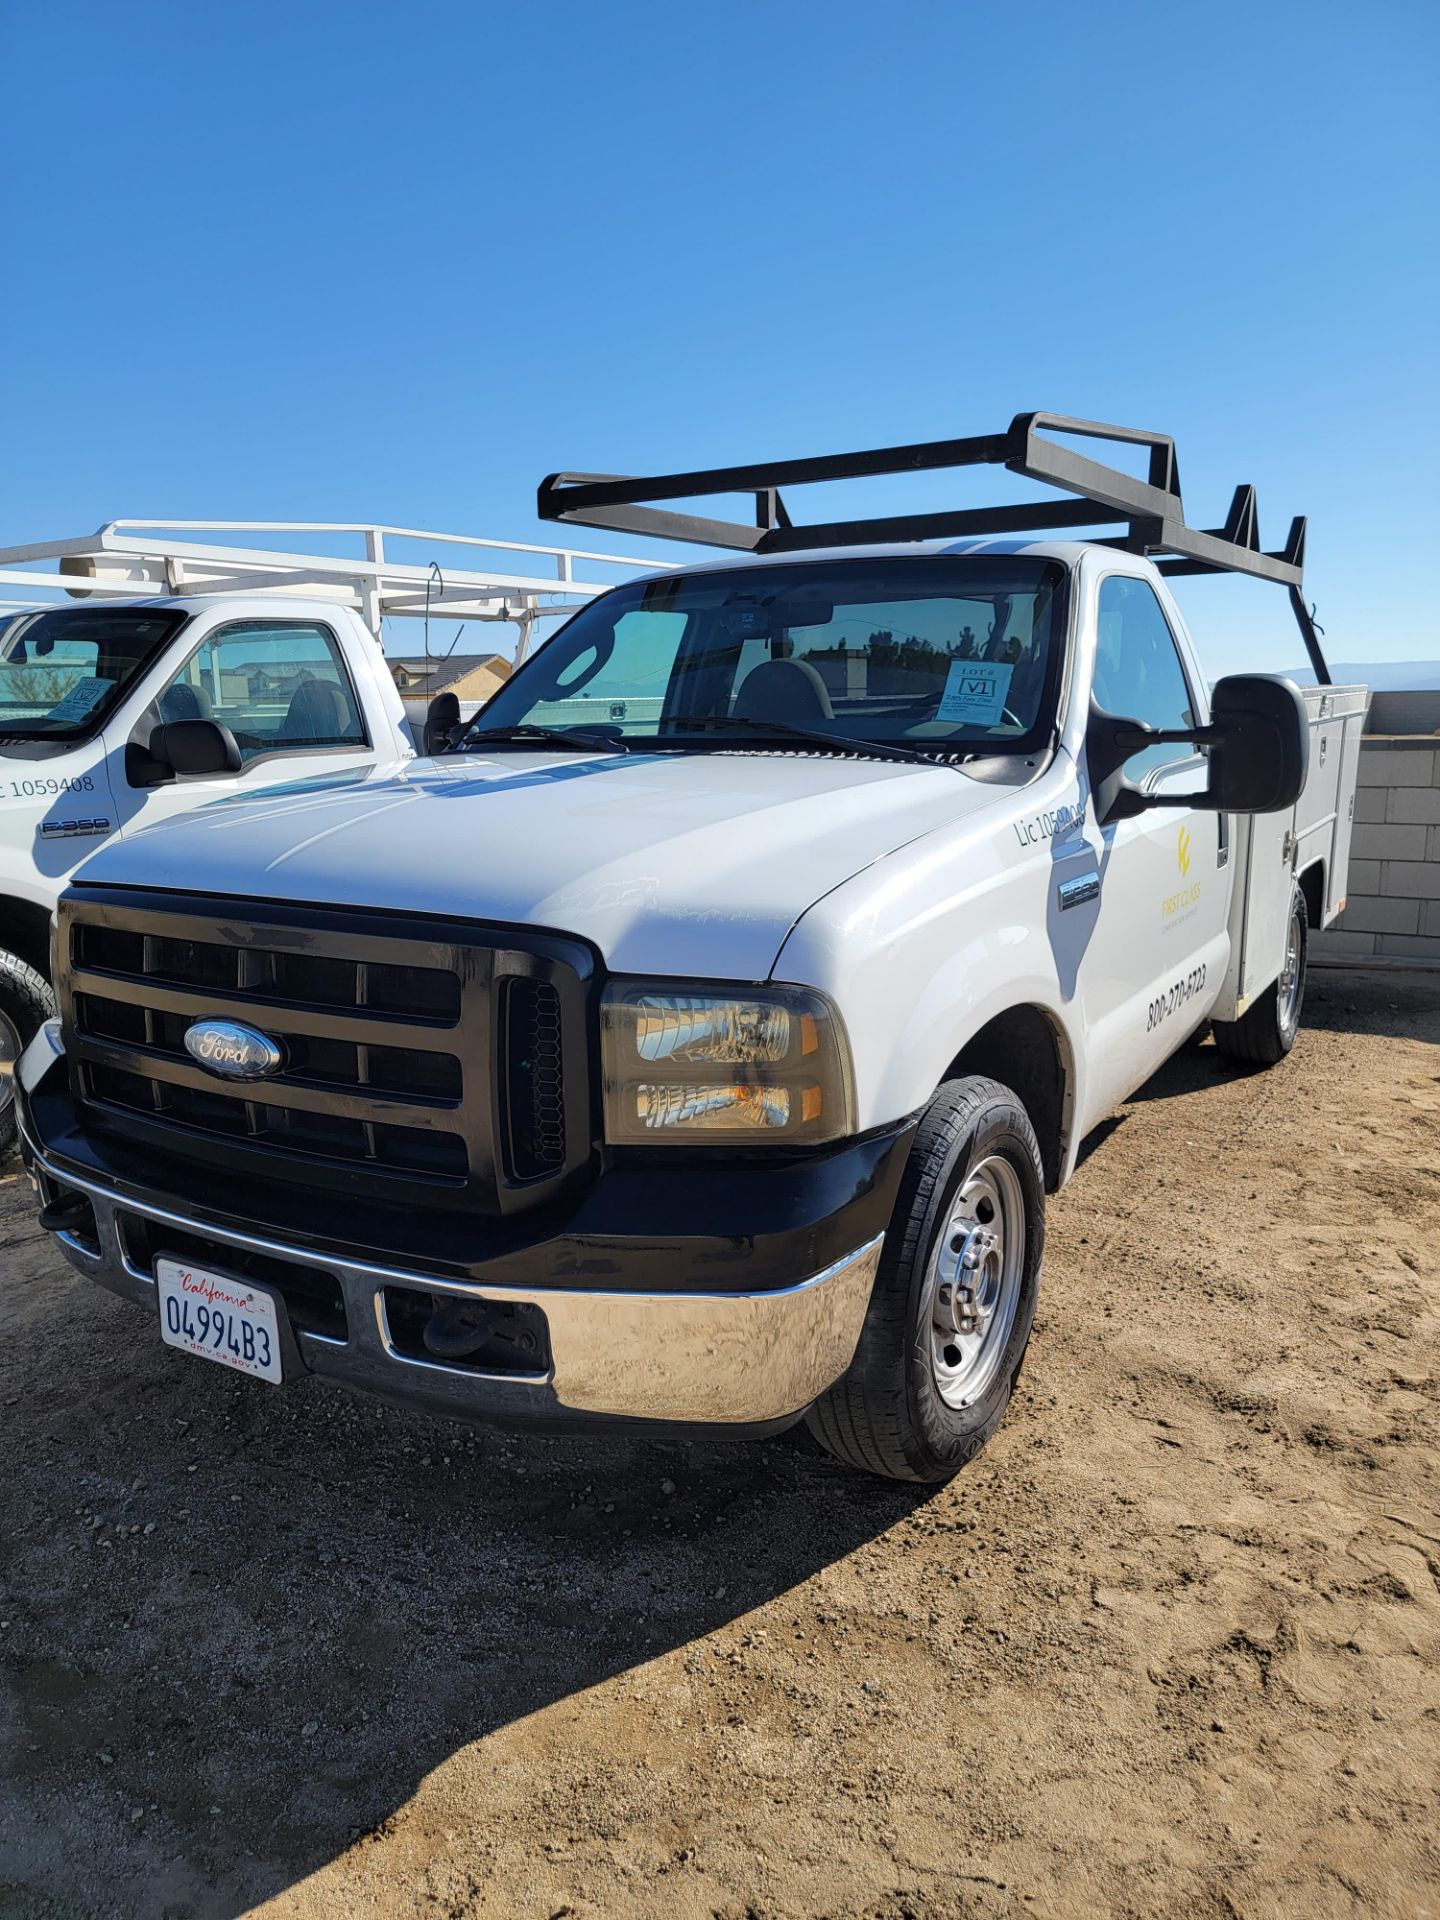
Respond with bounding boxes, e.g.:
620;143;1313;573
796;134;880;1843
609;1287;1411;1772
423;1293;544;1364
37;1192;91;1235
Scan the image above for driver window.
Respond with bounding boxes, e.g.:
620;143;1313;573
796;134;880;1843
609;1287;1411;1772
1093;577;1198;783
527;610;686;730
154;621;366;766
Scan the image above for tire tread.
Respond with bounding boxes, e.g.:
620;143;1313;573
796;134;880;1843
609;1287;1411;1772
807;1076;1042;1483
1211;882;1307;1068
0;948;54;1157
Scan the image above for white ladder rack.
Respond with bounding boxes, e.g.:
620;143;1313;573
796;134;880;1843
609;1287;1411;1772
0;519;675;657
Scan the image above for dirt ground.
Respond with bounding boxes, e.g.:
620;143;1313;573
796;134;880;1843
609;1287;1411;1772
0;966;1436;1920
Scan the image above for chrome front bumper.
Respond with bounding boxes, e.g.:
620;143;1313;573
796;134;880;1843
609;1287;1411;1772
19;1111;882;1430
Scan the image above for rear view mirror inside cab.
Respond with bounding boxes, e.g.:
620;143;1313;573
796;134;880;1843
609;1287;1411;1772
719;599;834;639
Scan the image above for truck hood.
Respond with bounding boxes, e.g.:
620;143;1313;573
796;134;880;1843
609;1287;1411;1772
73;750;1020;979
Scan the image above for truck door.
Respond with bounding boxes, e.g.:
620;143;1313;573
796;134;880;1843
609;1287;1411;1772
107;617;378;838
1077;575;1232;1118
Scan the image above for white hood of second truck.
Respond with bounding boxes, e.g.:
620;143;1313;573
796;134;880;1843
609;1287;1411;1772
72;750;1020;979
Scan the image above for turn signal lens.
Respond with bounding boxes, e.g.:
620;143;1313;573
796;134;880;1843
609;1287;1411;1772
636;1083;794;1131
601;984;854;1146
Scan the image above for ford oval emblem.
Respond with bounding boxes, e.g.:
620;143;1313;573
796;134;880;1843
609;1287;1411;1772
183;1018;286;1082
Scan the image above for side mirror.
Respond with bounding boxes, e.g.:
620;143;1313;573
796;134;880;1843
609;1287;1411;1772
1203;674;1309;813
1088;673;1309;824
423;691;462;756
149;717;244;777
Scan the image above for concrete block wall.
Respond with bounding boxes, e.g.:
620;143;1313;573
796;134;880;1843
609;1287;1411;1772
1313;736;1440;962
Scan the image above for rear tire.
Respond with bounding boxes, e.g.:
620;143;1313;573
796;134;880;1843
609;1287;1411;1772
1211;880;1307;1068
0;950;54;1158
806;1075;1044;1483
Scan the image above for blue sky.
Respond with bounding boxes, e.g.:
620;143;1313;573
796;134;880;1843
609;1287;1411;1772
2;0;1436;678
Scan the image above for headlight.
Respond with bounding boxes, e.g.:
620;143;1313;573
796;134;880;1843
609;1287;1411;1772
600;982;855;1146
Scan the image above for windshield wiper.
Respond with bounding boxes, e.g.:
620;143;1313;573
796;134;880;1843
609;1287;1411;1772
459;723;629;754
666;714;964;772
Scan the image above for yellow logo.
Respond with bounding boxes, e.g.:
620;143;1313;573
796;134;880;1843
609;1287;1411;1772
1177;826;1192;877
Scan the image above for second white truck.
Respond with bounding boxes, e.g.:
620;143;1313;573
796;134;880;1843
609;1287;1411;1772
0;520;668;1150
15;417;1365;1482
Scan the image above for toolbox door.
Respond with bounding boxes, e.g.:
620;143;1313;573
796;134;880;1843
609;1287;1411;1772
1225;802;1298;1016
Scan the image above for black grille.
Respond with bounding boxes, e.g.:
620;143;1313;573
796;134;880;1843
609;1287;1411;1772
82;1061;469;1181
74;922;461;1022
74;993;464;1105
60;890;593;1214
503;978;567;1179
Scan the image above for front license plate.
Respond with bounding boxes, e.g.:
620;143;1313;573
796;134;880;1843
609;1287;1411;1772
155;1257;283;1385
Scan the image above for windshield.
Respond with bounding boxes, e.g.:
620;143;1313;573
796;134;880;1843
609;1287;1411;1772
476;556;1067;756
0;606;189;740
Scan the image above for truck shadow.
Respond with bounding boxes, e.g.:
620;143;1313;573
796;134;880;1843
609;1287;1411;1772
0;1263;931;1917
1070;1029;1230;1161
1120;1026;1235;1102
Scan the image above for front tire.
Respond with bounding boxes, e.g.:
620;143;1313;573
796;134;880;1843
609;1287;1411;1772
806;1076;1045;1483
0;950;53;1158
1211;880;1307;1067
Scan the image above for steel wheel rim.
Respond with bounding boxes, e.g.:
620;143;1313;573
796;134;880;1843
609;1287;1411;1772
0;1008;20;1120
926;1153;1025;1409
1277;901;1305;1033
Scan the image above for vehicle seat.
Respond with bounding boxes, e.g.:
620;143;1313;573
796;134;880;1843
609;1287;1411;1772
157;681;213;724
280;677;352;742
732;657;834;725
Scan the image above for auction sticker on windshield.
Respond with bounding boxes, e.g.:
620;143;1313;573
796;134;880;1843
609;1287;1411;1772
44;675;114;725
155;1257;282;1384
936;659;1014;725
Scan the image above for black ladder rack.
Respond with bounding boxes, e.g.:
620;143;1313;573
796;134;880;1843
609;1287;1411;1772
537;411;1331;683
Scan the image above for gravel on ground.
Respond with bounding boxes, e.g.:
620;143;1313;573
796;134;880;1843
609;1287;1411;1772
0;966;1436;1919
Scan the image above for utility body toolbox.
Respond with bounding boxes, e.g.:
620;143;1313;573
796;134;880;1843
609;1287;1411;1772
1216;682;1369;1019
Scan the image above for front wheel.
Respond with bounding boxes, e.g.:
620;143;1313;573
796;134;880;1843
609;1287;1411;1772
806;1075;1045;1483
1211;880;1308;1067
0;950;54;1158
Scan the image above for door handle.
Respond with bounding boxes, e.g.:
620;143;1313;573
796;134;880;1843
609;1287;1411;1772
1058;872;1100;911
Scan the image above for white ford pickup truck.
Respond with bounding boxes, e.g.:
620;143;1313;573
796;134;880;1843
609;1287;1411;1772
0;520;665;1152
15;419;1366;1482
